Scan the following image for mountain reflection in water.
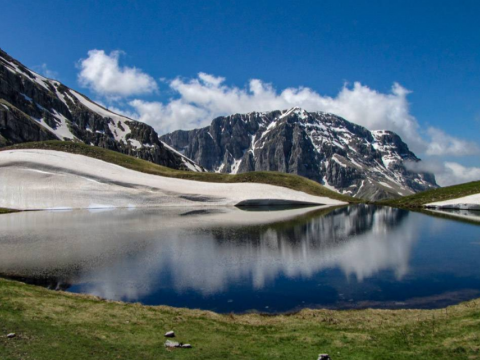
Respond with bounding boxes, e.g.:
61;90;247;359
1;205;479;313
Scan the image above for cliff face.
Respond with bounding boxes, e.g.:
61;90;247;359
161;108;438;200
0;48;204;172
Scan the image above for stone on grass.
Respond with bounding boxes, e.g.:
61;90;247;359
164;330;175;338
164;340;192;349
317;355;331;360
7;333;16;338
164;340;180;348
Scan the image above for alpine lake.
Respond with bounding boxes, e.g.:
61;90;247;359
1;204;479;314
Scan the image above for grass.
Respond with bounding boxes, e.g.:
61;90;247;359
2;141;360;203
1;278;479;360
380;181;480;208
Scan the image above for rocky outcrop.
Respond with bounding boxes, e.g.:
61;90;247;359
0;101;58;146
0;48;203;172
161;108;438;200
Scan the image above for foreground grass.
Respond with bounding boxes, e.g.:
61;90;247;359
380;181;480;208
1;279;480;360
2;141;359;203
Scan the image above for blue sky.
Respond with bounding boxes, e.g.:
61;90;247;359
1;0;479;184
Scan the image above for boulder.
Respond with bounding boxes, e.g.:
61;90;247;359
164;340;192;349
164;340;180;348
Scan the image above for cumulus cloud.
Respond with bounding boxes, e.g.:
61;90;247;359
129;99;208;135
78;50;157;97
436;162;480;186
405;159;480;186
425;127;480;156
129;73;424;148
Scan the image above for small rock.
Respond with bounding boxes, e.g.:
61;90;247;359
164;340;180;348
317;354;331;360
164;331;175;338
181;344;192;348
6;333;16;339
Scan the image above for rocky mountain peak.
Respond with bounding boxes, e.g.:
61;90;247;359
161;108;438;200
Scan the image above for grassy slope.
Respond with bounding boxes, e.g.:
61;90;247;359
1;279;479;360
2;141;359;203
380;181;480;208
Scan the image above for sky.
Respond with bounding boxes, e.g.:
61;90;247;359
1;0;479;185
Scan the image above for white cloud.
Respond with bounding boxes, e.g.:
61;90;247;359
436;162;480;186
130;73;424;148
129;99;209;135
78;50;157;97
406;159;480;186
425;127;480;156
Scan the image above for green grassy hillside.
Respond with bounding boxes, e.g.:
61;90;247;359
1;278;479;360
2;141;360;203
380;181;480;208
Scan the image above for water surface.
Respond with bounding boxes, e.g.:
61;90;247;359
1;205;479;313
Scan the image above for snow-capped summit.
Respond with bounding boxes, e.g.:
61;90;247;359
161;108;438;200
0;48;204;172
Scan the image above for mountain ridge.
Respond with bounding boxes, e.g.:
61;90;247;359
161;107;438;200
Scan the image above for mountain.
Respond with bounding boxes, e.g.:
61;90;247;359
0;48;203;172
161;107;438;200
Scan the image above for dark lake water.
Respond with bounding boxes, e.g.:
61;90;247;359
1;205;479;313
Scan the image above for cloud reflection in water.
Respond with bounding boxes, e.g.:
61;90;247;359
0;205;418;304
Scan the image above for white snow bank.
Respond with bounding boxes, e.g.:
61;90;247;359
425;193;480;210
424;209;480;223
0;150;347;210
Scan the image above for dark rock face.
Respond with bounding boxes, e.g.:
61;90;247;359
0;48;203;172
0;104;58;146
161;108;438;200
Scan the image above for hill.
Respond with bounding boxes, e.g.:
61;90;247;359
381;180;480;208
